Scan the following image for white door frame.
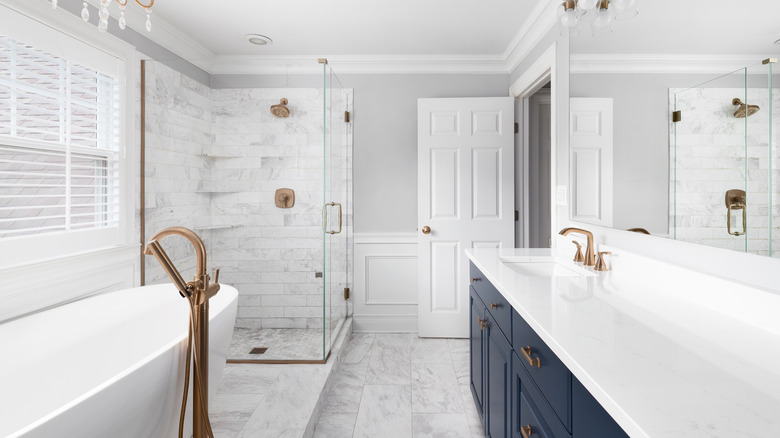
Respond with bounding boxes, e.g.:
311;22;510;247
510;42;561;248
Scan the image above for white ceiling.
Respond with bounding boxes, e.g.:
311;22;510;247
150;0;542;57
571;0;780;56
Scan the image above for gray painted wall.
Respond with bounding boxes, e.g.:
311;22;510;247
212;74;511;233
570;73;764;235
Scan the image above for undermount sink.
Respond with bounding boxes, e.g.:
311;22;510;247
500;256;597;277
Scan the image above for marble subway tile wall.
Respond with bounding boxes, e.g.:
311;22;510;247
143;61;214;283
670;87;779;256
209;88;353;330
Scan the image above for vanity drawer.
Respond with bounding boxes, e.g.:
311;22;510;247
513;353;571;438
470;263;512;340
512;310;572;433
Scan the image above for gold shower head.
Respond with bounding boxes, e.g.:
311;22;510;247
271;98;290;118
732;98;760;118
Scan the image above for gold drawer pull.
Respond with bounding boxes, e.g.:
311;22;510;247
471;277;479;283
521;346;541;368
478;317;487;330
521;425;533;438
489;302;499;310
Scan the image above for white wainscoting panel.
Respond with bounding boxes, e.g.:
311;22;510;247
353;233;418;333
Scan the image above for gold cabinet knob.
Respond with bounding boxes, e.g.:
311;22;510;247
421;226;431;235
471;277;479;283
521;425;533;438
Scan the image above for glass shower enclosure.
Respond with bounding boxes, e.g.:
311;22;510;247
141;59;352;362
671;59;777;257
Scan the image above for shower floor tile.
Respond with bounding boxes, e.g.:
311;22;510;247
227;327;327;362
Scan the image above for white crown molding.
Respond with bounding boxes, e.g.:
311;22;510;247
210;54;509;75
503;0;560;74
84;0;216;72
570;54;765;74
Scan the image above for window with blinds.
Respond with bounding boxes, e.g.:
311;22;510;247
0;35;120;239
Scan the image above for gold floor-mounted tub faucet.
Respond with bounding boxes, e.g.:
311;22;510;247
144;227;220;438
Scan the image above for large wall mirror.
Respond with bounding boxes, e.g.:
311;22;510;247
567;0;780;257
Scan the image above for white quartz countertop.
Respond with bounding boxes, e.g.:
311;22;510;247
466;247;780;438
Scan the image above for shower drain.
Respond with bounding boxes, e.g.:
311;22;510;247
249;347;268;354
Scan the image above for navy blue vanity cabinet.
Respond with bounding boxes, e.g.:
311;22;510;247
470;287;486;427
485;311;512;438
469;261;629;438
572;377;629;438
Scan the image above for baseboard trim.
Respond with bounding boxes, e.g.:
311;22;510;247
352;315;418;333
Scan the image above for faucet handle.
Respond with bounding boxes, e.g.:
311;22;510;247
212;268;220;284
571;240;585;263
595;251;612;272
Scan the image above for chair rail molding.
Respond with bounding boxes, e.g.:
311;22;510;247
353;233;418;333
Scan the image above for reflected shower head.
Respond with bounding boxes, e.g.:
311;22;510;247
271;98;290;118
732;98;760;118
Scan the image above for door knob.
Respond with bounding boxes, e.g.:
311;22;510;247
421;226;431;235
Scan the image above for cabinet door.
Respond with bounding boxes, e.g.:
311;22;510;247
572;377;628;438
486;313;512;438
470;287;486;425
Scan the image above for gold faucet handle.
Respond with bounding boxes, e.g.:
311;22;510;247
571;240;585;263
213;268;220;284
595;251;612;272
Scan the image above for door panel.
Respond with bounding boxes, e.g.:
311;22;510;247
569;98;613;227
418;97;514;338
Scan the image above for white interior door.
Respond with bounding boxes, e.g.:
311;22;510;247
417;97;514;338
569;98;613;227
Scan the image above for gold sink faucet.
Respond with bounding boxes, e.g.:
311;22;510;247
559;227;595;267
144;226;219;438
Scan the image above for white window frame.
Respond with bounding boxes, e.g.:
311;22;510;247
0;0;137;268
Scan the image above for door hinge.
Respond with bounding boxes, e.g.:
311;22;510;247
514;122;519;134
345;111;351;123
672;110;681;123
344;287;350;300
514;210;519;222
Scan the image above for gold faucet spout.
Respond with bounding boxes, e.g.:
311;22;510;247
559;227;596;266
145;226;208;276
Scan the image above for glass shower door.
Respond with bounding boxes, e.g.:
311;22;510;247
323;62;352;359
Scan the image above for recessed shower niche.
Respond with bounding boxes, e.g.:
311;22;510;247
140;59;353;362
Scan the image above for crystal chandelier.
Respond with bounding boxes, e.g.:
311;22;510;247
51;0;155;33
559;0;638;36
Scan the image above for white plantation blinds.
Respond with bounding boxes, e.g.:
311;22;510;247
0;35;121;239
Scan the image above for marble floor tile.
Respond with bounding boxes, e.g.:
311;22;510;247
210;392;264;436
412;363;464;414
323;365;367;413
353;384;413;438
366;349;412;386
227;327;326;361
413;413;473;438
373;333;412;350
342;333;375;365
313;412;357;438
217;364;282;394
447;338;470;355
412;337;453;363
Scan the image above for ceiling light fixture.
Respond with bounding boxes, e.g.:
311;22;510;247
52;0;154;33
559;0;638;36
245;34;273;46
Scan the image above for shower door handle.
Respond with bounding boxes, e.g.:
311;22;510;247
323;202;343;235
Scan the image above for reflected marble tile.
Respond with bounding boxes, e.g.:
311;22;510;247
313;412;357;438
412;337;453;363
413;413;472;438
353;384;412;438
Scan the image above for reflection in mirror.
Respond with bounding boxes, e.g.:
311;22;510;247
567;0;780;258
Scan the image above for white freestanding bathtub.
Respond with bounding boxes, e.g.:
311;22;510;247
0;283;238;438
